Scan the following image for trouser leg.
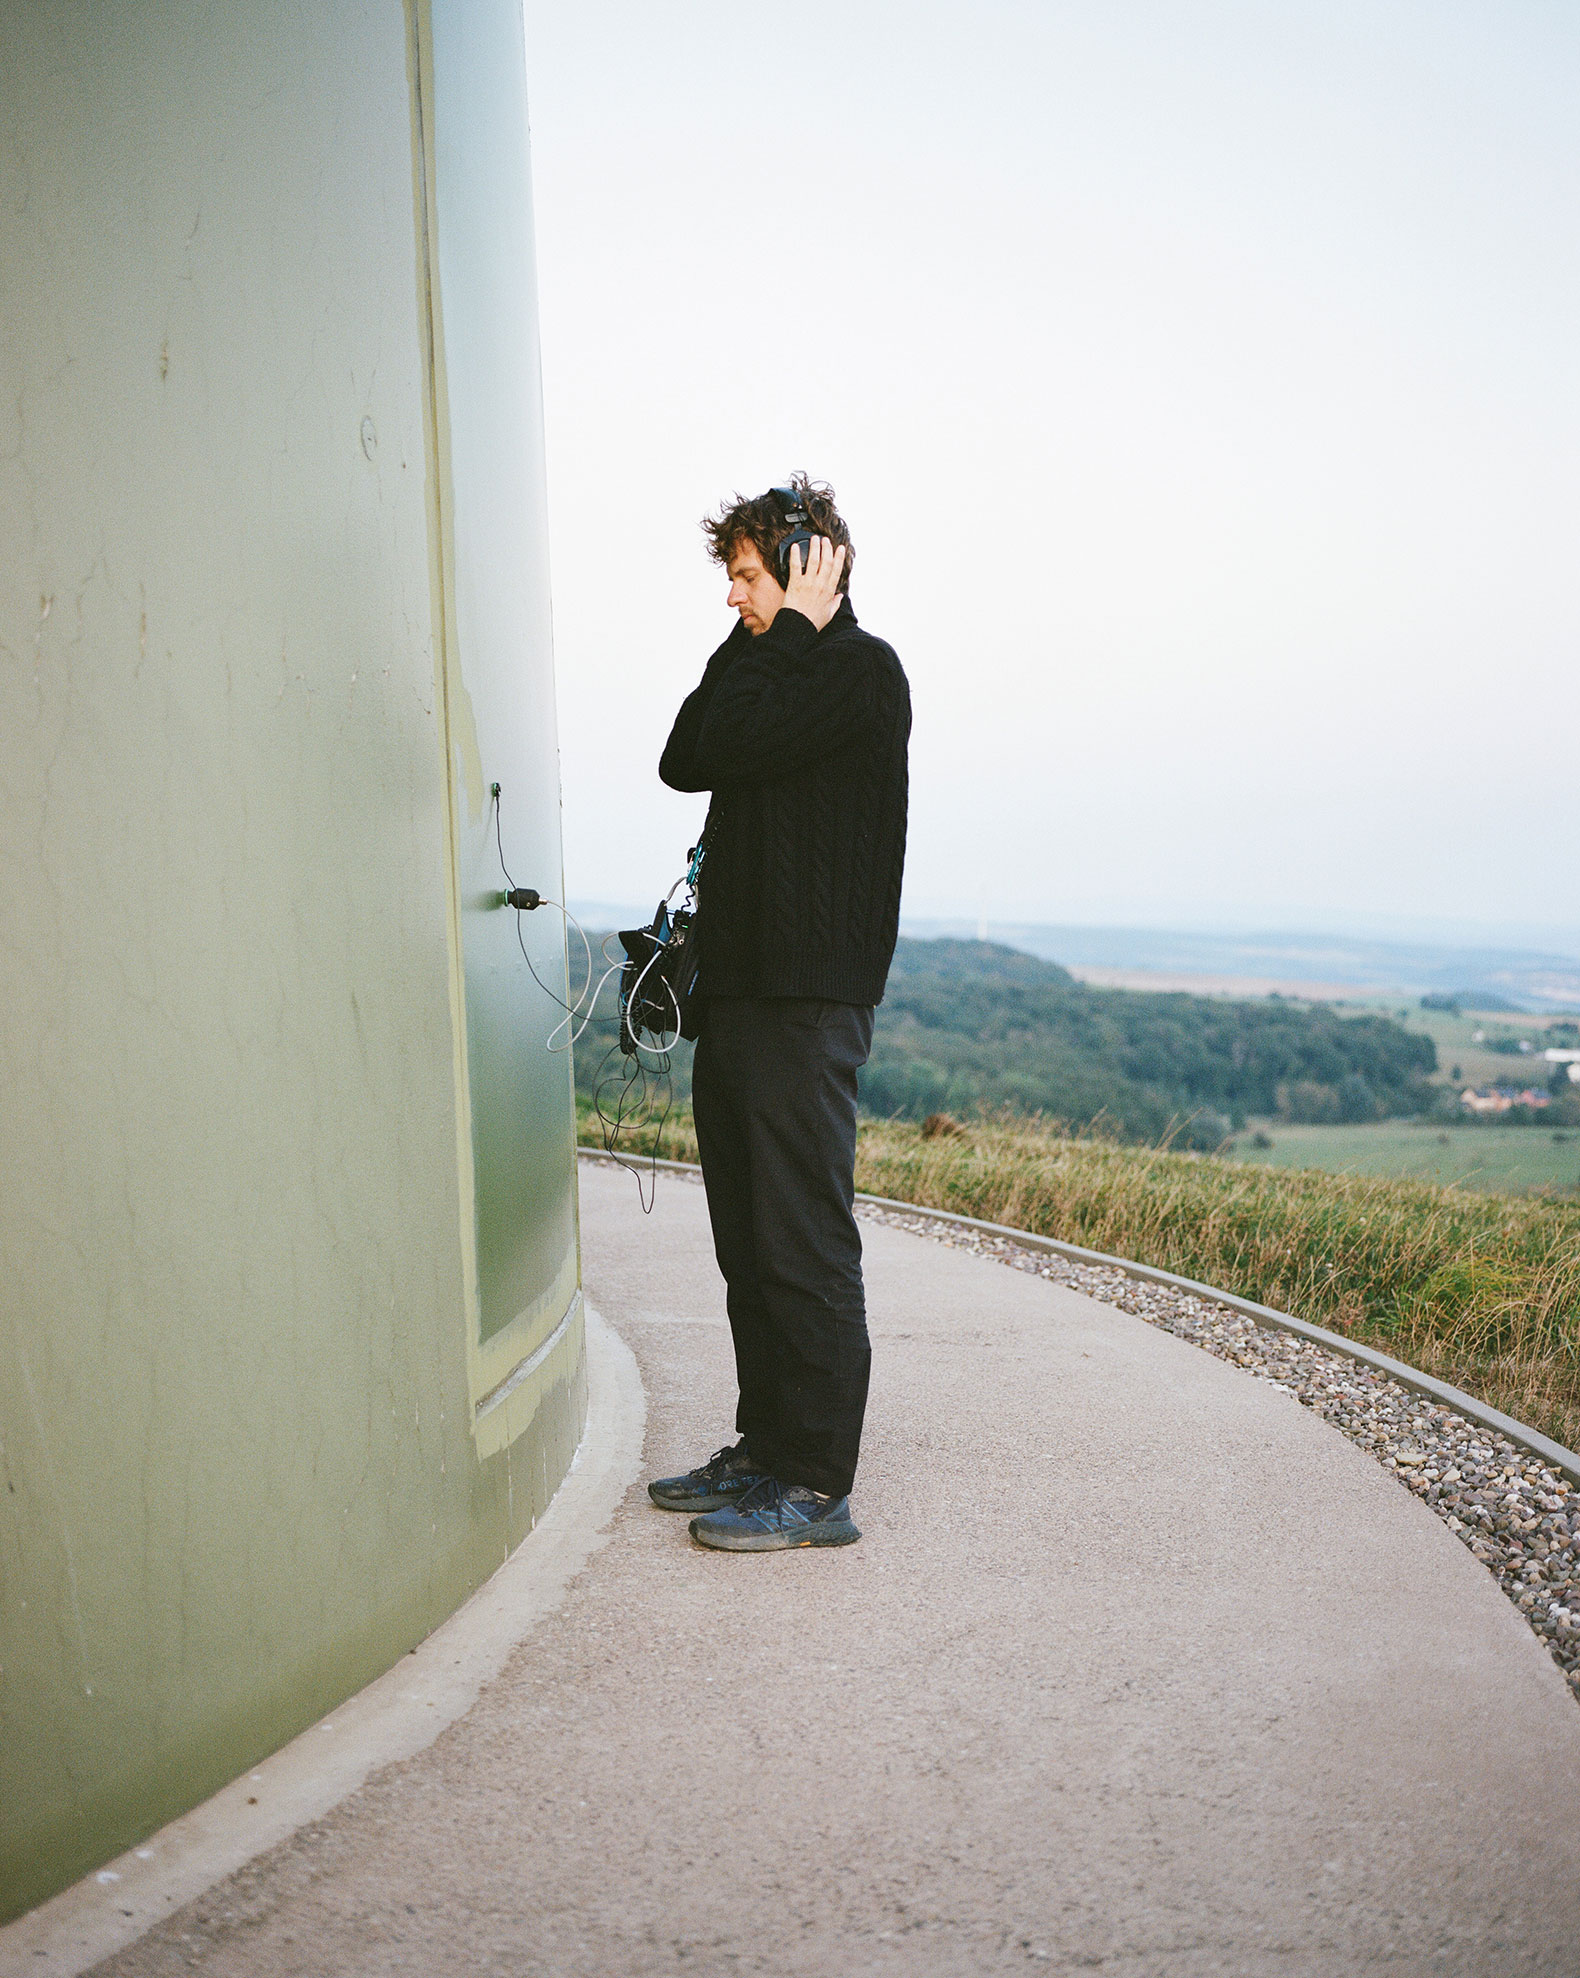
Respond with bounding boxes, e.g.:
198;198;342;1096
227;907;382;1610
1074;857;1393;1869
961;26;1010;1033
691;1008;778;1457
692;996;875;1498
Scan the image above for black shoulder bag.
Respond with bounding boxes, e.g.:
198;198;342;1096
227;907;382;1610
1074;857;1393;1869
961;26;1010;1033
617;830;707;1053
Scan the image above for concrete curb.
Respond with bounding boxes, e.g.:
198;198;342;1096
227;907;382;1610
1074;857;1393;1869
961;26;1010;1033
0;1304;646;1978
583;1149;1580;1489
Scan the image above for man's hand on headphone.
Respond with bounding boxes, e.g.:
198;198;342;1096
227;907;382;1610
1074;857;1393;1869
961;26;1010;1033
783;536;847;632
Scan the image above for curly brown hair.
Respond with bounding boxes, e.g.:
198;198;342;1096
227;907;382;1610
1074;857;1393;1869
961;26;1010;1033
701;472;853;594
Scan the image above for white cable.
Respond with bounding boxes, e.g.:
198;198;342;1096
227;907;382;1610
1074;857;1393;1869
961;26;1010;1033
546;959;622;1053
509;895;617;1053
623;939;683;1062
543;897;595;1043
549;929;632;1052
608;864;697;1064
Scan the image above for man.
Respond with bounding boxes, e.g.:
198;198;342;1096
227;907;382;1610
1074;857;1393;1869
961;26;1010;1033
649;475;910;1552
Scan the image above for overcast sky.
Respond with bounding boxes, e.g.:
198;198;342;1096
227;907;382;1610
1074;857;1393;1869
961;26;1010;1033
520;0;1578;949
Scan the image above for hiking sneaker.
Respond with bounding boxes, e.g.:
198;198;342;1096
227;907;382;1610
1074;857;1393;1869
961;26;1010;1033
648;1439;767;1513
689;1475;861;1552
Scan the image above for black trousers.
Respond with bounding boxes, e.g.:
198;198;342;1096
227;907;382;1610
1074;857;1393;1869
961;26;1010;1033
690;995;875;1498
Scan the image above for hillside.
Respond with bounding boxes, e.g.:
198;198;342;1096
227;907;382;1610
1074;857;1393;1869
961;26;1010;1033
572;934;1437;1144
861;939;1436;1140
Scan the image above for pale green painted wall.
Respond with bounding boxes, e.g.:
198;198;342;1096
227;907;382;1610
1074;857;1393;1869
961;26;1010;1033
0;0;584;1922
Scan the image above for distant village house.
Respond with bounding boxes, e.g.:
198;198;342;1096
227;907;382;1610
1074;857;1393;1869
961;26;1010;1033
1460;1086;1552;1114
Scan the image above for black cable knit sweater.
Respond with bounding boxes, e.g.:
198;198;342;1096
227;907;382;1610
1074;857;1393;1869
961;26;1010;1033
658;597;911;1005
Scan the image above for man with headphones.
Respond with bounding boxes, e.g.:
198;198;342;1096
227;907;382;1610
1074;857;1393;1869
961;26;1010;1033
650;475;911;1552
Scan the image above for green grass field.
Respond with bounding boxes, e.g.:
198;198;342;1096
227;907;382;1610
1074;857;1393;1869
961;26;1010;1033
1348;998;1574;1093
1228;1120;1580;1198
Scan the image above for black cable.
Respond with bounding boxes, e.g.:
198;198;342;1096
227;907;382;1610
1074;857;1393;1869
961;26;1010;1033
590;1029;670;1215
492;785;593;1020
493;781;679;1212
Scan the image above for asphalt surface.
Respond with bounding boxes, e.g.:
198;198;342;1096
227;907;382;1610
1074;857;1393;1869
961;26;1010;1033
92;1159;1580;1977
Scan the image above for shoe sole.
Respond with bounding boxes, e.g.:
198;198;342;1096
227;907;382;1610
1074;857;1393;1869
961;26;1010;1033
647;1483;759;1513
687;1517;862;1552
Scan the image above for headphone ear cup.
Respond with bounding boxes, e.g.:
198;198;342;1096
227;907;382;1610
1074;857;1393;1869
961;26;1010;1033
777;528;812;589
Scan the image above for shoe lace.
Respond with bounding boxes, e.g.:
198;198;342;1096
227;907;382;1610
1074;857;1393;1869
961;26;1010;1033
734;1474;783;1516
700;1441;747;1483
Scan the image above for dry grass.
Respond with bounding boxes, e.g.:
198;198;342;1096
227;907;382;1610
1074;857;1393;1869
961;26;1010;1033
854;1116;1580;1451
578;1105;1580;1450
577;1094;698;1166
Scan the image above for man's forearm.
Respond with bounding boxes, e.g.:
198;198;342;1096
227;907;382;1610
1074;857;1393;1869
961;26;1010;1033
658;681;715;791
658;627;746;792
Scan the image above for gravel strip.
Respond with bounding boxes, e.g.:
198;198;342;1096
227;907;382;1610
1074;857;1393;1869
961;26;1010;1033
857;1201;1580;1704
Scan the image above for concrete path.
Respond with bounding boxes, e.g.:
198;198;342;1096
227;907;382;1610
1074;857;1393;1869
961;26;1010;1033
94;1162;1580;1977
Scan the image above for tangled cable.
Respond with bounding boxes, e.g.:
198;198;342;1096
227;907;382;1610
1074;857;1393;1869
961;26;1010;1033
493;784;701;1211
492;793;613;1051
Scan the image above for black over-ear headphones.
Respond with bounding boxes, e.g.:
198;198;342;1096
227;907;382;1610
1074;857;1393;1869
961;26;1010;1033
770;484;815;589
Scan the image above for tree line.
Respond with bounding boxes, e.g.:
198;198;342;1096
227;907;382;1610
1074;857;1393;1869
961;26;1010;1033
859;939;1437;1142
572;934;1440;1145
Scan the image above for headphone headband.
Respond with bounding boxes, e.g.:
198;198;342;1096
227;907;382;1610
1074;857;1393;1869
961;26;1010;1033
771;483;810;524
